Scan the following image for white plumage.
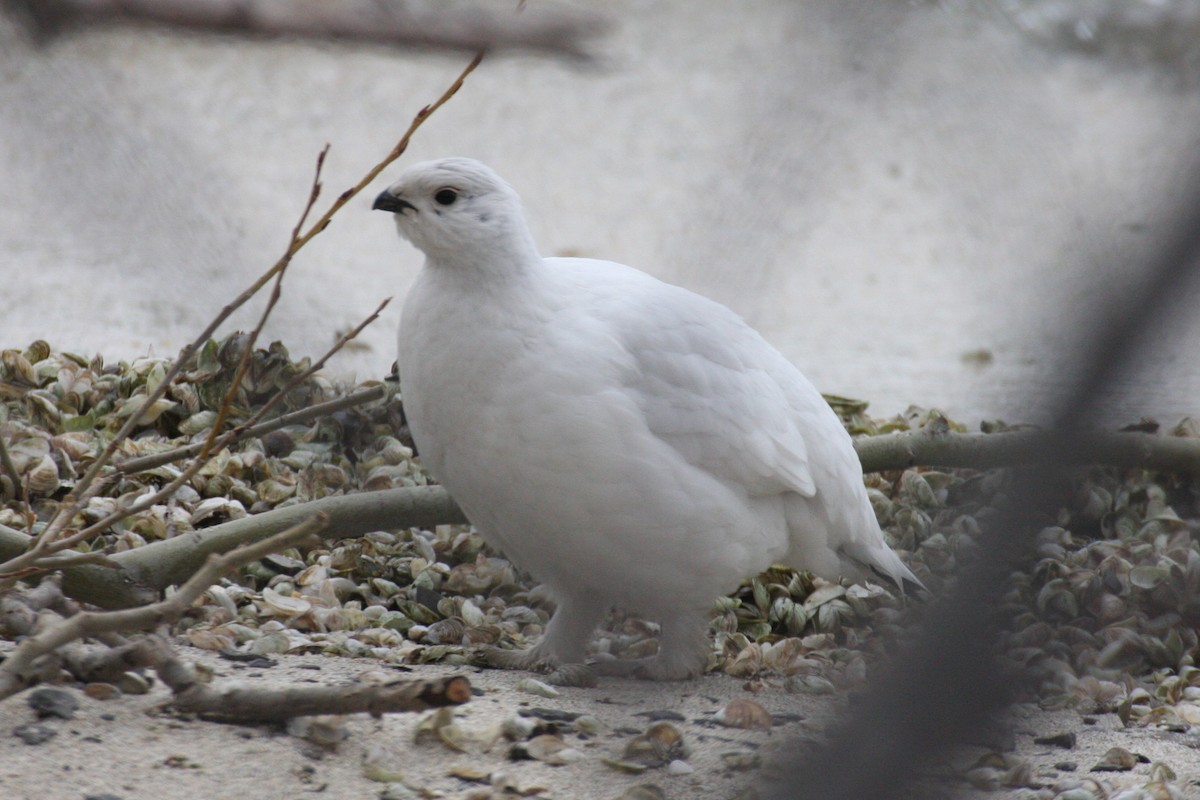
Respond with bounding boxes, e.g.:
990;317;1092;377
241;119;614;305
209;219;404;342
374;158;920;680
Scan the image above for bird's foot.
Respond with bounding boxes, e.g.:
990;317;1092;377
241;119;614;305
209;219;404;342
588;652;705;682
477;645;598;687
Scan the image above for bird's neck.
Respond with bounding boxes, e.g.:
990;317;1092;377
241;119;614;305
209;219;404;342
423;232;545;292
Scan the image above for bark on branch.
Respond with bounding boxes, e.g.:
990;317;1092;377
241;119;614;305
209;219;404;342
0;429;1194;610
853;428;1200;475
151;638;472;721
7;0;609;59
0;485;467;608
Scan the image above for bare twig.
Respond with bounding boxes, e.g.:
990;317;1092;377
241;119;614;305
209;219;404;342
8;0;607;59
200;145;330;462
0;513;329;699
116;384;387;475
212;297;393;442
4;422;1200;607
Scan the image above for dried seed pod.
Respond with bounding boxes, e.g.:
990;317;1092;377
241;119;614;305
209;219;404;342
25;454;59;494
622;722;685;766
714;697;772;729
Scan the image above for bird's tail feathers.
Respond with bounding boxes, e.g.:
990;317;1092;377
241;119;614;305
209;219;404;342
842;541;927;596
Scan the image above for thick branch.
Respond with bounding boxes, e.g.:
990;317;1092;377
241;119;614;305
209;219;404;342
853;428;1200;474
0;486;467;608
9;0;608;59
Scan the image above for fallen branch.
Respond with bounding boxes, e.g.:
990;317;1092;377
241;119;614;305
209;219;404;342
150;638;471;721
8;0;608;59
0;513;330;699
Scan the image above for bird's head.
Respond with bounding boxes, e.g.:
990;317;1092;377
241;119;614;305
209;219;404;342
373;158;539;269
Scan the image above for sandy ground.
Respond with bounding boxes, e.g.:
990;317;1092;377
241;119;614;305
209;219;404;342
2;1;1200;425
2;644;1199;800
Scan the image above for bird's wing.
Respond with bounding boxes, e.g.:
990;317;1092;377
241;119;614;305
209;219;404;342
558;259;824;499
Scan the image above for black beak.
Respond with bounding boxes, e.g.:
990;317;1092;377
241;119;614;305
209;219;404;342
373;190;417;214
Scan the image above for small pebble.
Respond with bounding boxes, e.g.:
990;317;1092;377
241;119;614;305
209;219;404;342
721;751;761;771
520;707;581;723
516;678;560;698
1054;761;1078;772
13;723;57;745
262;553;305;573
633;709;686;721
1091;746;1147;772
714;698;772;730
83;683;121;701
116;672;151;695
1033;732;1076;749
666;759;695;775
613;787;666;800
28;687;78;719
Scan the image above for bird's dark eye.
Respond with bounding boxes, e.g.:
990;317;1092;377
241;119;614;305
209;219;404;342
434;188;459;206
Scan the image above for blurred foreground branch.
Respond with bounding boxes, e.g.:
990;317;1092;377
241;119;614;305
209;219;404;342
6;0;609;59
764;172;1200;799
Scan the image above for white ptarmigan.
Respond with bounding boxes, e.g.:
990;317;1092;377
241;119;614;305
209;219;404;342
374;158;921;681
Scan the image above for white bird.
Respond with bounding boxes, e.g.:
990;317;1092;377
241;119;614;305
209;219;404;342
374;158;921;681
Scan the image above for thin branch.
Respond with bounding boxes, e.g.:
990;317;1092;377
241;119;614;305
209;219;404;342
9;0;607;59
0;513;330;699
8;296;390;571
212;297;393;442
200;145;329;462
116;384;386;475
3;426;1199;607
